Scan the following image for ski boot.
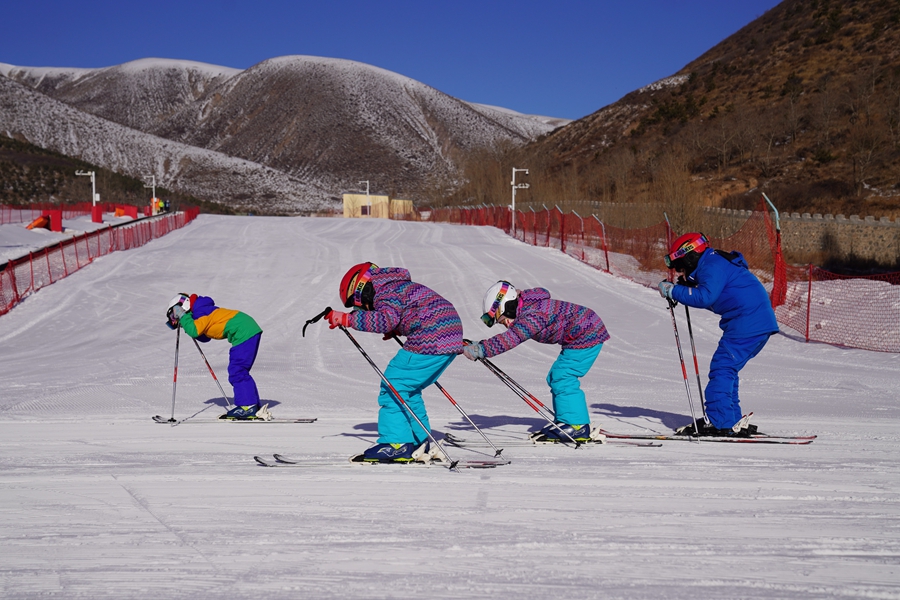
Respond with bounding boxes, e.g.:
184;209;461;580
352;442;417;463
675;418;742;437
531;423;593;443
219;403;272;421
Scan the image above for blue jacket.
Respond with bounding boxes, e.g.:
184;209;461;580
671;250;778;339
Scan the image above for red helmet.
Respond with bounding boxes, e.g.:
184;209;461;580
339;262;377;308
666;232;708;271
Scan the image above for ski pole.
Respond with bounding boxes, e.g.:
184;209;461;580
481;357;555;421
666;298;703;436
165;326;181;423
464;340;556;421
682;305;709;421
465;341;581;447
391;335;503;458
338;325;460;470
193;338;233;408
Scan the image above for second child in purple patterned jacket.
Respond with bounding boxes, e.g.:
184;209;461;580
327;263;463;462
464;282;610;442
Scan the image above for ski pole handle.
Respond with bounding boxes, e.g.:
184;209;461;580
302;306;333;337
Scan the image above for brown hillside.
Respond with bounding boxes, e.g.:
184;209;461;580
498;0;900;222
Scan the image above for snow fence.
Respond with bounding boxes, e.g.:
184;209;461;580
427;201;899;353
0;209;199;317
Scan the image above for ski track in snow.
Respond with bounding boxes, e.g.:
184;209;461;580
0;215;898;599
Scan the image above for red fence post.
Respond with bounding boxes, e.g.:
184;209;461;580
559;208;567;255
805;264;812;343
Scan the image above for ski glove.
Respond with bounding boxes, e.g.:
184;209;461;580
326;309;351;329
463;342;485;361
170;305;186;323
658;280;674;300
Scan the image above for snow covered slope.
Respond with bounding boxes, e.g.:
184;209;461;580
0;216;897;599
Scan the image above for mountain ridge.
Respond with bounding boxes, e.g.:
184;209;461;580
2;56;564;210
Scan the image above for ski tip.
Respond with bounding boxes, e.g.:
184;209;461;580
253;456;274;467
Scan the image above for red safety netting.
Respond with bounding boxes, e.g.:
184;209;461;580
776;265;900;353
426;200;898;353
0;208;199;316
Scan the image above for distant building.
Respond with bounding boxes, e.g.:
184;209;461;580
342;194;414;219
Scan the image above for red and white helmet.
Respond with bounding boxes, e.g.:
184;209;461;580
339;262;378;309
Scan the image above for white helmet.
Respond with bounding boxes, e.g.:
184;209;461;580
481;281;518;327
165;293;192;329
167;293;192;313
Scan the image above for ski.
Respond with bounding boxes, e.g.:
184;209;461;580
594;428;816;445
442;432;662;448
153;415;317;424
255;454;510;469
254;456;352;468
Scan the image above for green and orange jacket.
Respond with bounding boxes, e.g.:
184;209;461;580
178;295;262;346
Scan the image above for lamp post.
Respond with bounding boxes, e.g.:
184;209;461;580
359;180;370;217
511;168;529;236
144;175;156;214
76;170;96;205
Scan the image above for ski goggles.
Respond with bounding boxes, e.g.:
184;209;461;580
351;263;377;307
665;235;708;268
481;281;511;327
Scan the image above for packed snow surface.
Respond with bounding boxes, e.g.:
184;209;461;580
0;216;898;599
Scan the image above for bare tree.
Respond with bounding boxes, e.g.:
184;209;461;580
847;124;887;195
651;144;701;233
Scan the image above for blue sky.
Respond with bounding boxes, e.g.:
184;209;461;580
2;0;782;121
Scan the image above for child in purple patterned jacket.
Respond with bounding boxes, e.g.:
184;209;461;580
463;281;610;442
327;262;464;462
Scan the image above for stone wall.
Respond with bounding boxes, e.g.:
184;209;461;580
526;201;900;267
706;207;900;265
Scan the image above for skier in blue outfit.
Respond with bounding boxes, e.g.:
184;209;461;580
658;233;779;436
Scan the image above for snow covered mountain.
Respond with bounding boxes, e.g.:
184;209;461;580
1;57;566;209
0;75;329;213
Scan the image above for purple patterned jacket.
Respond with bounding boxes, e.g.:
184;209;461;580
481;288;609;358
348;267;463;355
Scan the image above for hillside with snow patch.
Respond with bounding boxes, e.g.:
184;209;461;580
2;57;567;206
0;76;331;213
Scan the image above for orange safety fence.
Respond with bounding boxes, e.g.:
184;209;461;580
0;208;199;316
427;199;898;353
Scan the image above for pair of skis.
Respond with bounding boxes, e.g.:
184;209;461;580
443;431;662;448
253;453;510;469
594;428;817;445
152;415;317;425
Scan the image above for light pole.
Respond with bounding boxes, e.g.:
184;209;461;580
144;175;156;214
76;170;96;206
511;168;529;236
359;180;370;217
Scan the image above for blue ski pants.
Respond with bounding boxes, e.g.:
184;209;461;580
228;333;261;407
705;333;772;429
377;348;456;445
546;343;603;426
